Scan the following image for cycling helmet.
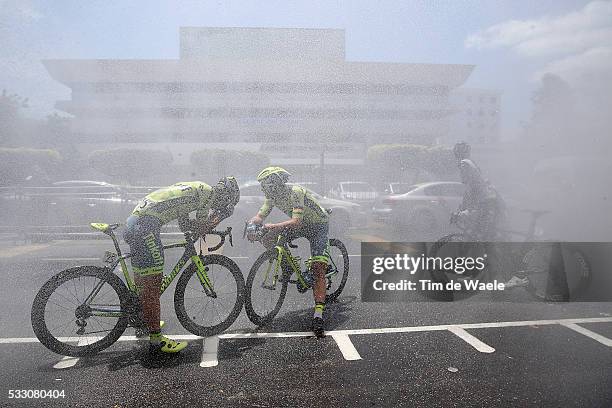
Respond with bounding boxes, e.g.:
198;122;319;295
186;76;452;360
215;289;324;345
453;141;471;160
211;176;240;210
257;166;291;197
256;166;291;183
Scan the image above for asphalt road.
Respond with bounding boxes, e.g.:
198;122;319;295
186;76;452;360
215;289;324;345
0;230;611;407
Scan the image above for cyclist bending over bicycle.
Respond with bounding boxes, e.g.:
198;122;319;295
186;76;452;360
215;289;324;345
124;177;240;353
248;167;330;337
451;141;506;242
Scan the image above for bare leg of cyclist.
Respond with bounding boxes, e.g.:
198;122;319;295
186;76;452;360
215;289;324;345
311;261;327;337
138;274;187;354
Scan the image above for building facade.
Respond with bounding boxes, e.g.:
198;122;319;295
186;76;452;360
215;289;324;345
44;27;475;178
448;88;502;145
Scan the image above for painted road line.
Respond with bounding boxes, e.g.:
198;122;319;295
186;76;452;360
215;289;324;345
3;316;611;346
53;339;90;369
0;243;51;259
200;336;220;367
447;327;495;353
42;258;99;262
331;333;362;360
560;322;612;347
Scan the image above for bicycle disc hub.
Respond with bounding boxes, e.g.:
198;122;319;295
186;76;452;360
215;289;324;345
75;304;91;320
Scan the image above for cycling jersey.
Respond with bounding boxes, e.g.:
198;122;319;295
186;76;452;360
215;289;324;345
458;159;499;211
258;185;329;225
131;182;213;225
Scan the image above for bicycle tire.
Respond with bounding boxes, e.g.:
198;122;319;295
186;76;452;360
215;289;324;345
31;266;130;357
521;243;591;301
426;234;490;300
245;248;289;327
325;238;350;302
174;254;245;337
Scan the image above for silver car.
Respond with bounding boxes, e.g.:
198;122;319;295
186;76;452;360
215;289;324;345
372;181;465;232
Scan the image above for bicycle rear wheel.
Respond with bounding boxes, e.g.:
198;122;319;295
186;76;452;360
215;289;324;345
427;234;489;301
31;266;130;357
325;238;350;302
521;243;591;300
245;248;289;327
174;255;245;337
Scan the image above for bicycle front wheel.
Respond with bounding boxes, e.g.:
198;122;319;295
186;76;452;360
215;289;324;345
245;248;289;327
31;266;130;357
174;255;245;337
325;238;350;302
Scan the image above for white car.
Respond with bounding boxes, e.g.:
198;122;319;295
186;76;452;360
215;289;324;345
328;181;378;210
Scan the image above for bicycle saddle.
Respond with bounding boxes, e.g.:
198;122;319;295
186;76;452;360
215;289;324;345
90;222;121;233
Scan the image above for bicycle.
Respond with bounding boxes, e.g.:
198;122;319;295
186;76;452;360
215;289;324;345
425;209;591;301
31;222;245;356
242;223;350;326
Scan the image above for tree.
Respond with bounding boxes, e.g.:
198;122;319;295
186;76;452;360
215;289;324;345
0;89;29;146
525;73;576;153
0;147;62;185
366;144;454;182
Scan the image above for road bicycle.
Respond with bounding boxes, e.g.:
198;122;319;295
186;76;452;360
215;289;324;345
243;223;349;326
31;222;245;356
425;209;591;301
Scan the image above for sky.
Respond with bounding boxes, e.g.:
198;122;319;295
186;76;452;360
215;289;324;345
1;0;609;139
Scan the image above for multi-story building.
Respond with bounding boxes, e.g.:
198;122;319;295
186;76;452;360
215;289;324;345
448;88;501;145
43;27;474;179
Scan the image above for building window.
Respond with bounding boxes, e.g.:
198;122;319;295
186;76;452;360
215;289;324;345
490;97;496;103
490;110;497;116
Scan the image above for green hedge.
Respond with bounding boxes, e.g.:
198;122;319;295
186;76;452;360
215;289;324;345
0;147;62;185
367;144;455;176
88;148;172;185
191;149;270;177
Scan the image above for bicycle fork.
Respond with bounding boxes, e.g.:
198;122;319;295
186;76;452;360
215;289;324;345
192;255;217;298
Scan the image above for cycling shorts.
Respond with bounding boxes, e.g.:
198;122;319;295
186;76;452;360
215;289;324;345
285;222;330;265
123;215;164;276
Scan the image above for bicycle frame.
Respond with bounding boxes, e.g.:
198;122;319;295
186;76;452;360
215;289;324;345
83;229;216;318
260;234;338;291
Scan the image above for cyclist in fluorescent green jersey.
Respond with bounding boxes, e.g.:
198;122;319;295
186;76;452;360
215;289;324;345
248;166;330;337
124;177;240;353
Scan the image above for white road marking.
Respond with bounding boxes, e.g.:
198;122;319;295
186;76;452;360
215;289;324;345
332;333;362;360
3;317;610;370
560;322;612;347
53;339;89;369
42;258;99;262
200;336;220;367
3;317;612;345
447;327;495;353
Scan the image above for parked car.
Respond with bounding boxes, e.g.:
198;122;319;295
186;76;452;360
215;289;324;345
0;180;138;226
372;181;465;232
379;182;416;195
327;181;378;211
234;181;360;236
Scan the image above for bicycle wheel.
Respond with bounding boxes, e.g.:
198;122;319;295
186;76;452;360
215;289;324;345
174;254;245;337
427;234;490;300
31;266;130;357
245;248;289;327
521;243;591;300
325;238;350;302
